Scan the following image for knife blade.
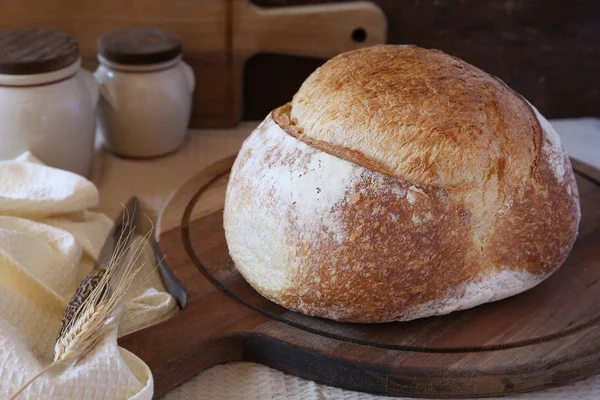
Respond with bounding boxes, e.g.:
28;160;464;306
57;197;140;338
95;197;140;271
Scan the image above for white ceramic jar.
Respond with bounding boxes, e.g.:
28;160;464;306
94;28;195;158
0;30;98;177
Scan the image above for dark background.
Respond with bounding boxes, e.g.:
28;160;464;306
244;0;599;120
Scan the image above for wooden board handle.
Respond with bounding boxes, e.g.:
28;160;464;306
235;1;387;59
119;296;249;397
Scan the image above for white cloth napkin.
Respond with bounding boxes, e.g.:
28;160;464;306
0;152;178;400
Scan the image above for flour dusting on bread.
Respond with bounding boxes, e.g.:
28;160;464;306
404;269;541;320
256;119;362;245
225;115;363;296
531;105;568;182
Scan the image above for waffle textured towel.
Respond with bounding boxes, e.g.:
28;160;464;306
0;153;177;400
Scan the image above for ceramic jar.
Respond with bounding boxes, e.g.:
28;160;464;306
94;28;195;158
0;30;98;176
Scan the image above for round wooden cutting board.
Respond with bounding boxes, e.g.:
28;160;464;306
119;155;600;399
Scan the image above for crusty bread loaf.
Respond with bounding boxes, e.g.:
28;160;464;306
224;45;580;323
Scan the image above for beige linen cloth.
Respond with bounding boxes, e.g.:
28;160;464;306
0;152;178;400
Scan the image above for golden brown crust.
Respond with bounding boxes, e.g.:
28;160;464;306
482;153;580;276
290;45;540;184
282;168;482;322
225;45;581;322
290;45;544;240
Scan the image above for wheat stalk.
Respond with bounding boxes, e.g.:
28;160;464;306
9;208;153;400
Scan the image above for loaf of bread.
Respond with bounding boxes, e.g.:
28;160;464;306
224;45;580;323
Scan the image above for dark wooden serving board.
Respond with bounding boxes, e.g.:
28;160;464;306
119;156;600;399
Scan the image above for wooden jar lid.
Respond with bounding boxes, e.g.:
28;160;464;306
98;28;182;65
0;30;79;75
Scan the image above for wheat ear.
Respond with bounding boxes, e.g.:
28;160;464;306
9;209;153;400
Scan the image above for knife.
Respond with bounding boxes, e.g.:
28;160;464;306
57;197;140;338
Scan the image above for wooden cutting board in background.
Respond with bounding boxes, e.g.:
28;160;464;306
0;0;386;128
119;156;600;398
